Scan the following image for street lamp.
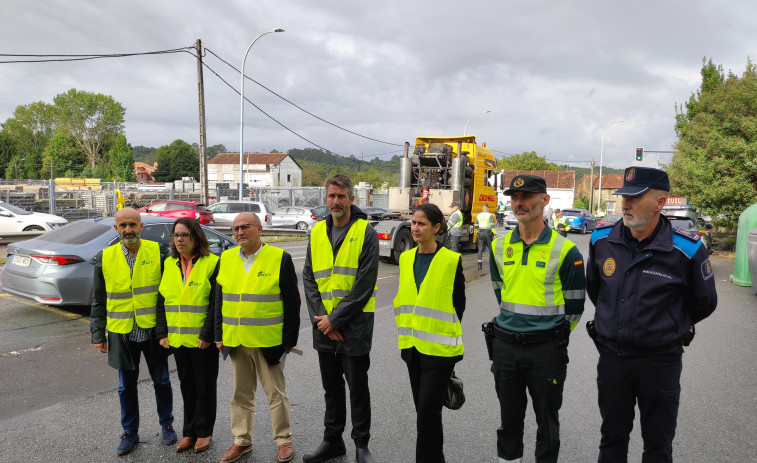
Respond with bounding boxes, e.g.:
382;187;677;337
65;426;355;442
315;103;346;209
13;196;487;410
239;28;284;200
463;109;492;136
597;119;624;214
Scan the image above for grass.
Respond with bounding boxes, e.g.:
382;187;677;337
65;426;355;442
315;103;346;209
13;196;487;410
261;235;307;243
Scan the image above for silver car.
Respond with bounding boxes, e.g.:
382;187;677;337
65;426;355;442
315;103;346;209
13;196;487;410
207;201;273;228
1;216;235;306
271;207;319;230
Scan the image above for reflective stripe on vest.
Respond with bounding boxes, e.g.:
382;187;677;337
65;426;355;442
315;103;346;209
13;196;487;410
393;246;463;357
310;219;376;314
102;240;161;334
216;245;285;348
158;253;219;348
492;229;572;318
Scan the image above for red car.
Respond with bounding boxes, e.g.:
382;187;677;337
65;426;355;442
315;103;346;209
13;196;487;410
138;200;215;225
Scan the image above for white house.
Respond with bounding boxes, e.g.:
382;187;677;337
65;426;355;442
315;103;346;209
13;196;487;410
208;152;302;187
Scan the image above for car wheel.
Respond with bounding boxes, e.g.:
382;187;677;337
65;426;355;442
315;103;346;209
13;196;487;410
296;221;308;231
581;224;587;235
392;227;414;264
23;225;45;231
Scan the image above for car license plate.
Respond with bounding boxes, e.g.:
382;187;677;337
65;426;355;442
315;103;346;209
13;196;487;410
12;255;31;267
379;240;390;248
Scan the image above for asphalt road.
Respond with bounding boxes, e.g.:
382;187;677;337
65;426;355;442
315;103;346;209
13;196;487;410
0;230;755;462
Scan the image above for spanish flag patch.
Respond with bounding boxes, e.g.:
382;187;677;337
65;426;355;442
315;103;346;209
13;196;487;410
574;259;583;267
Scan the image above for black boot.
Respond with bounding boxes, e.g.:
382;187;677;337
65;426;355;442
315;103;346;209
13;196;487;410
356;446;374;463
302;439;346;463
478;260;483;270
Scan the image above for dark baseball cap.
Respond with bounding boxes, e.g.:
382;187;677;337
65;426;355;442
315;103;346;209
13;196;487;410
504;174;547;195
613;167;670;197
450;202;459;207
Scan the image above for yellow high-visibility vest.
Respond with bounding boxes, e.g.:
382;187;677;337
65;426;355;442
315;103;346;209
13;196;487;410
159;254;219;348
393;247;463;357
217;245;284;348
310;219;376;314
492;229;572;318
103;240;161;334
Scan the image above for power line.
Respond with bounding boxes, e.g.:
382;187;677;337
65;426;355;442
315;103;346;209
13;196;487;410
204;47;403;147
0;47;195;64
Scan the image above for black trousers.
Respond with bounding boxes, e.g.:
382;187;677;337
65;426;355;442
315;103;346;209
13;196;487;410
477;230;493;262
173;345;220;438
492;336;568;463
317;351;371;445
405;354;454;463
596;348;683;463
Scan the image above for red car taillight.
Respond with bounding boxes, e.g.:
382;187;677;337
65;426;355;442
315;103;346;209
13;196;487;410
31;255;85;265
311;214;317;220
377;233;390;240
265;215;270;223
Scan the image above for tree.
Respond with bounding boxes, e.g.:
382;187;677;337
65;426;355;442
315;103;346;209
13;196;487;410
670;57;757;226
497;151;561;171
52;89;125;169
109;133;136;182
41;132;86;178
154;139;199;182
0;131;19;171
2;101;56;179
207;144;226;159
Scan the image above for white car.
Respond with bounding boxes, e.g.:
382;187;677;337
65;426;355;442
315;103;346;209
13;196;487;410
0;201;68;234
207;201;272;228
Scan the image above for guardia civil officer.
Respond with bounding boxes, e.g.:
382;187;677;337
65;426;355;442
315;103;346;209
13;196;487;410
474;203;496;269
393;203;465;463
303;174;378;463
586;167;717;462
488;175;586;463
447;202;463;252
155;217;220;453
90;207;176;456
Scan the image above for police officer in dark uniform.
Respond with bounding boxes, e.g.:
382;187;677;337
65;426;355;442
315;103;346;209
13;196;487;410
586;167;717;463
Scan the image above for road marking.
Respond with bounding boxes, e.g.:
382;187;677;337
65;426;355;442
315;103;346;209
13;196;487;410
0;346;42;358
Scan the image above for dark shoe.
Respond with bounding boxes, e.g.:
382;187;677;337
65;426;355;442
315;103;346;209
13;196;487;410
161;424;178;445
356;446;374;463
220;443;252;462
117;433;139;456
302;440;346;463
478;261;483;270
194;436;211;453
277;442;294;462
176;436;196;453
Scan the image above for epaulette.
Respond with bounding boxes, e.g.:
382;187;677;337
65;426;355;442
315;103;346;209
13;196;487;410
672;228;703;258
672;227;701;242
590;225;612;244
595;222;614;229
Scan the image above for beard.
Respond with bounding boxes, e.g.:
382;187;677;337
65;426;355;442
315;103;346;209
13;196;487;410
121;232;140;245
622;203;657;231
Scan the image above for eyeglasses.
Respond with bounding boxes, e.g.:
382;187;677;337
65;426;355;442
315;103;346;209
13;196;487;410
171;232;191;240
232;224;254;233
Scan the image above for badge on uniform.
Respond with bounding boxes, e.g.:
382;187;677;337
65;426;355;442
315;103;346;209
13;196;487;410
536;261;546;268
701;260;714;280
603;258;616;277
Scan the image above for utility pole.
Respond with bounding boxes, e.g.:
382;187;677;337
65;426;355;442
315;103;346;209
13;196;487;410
196;39;209;204
49;159;56;214
589;159;595;212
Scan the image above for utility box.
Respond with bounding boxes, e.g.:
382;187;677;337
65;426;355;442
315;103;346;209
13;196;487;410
729;202;757;287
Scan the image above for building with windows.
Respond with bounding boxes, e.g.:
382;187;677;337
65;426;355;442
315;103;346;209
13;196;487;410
575;174;625;213
208;152;302;187
134;162;158;183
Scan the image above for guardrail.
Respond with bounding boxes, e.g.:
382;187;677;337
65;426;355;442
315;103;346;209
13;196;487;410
0;231;46;244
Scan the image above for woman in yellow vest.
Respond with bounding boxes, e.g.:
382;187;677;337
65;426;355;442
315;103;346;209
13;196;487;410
393;203;465;463
155;218;220;454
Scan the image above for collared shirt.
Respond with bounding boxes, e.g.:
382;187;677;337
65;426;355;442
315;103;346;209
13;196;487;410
122;242;150;342
238;243;263;273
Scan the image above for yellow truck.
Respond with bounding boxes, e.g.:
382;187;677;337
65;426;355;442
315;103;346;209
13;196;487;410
375;135;501;263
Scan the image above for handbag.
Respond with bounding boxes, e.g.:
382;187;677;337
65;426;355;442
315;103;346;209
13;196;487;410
443;370;465;410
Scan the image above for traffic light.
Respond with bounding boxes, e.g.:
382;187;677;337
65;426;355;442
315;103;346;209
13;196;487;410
635;147;643;161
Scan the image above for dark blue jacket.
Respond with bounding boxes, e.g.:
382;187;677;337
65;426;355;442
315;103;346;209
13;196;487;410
586;215;717;355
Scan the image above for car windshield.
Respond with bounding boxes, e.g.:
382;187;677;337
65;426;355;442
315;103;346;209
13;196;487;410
563;210;581;217
1;203;32;215
38;221;111;244
602;215;623;222
667;217;696;229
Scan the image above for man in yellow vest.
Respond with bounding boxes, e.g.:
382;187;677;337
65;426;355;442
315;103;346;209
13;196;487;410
90;207;176;456
475;203;496;270
447;201;463;252
303;174;379;463
487;175;586;463
215;212;300;463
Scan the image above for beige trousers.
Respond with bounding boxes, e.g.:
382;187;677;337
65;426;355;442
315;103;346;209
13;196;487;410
229;346;293;446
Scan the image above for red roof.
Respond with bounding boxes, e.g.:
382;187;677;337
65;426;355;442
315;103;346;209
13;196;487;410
209;152;290;165
579;174;624;189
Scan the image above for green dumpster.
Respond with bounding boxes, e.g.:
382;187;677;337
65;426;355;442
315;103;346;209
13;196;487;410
729;202;757;286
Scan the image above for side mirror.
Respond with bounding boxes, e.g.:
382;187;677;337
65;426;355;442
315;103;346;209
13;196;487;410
0;211;12;218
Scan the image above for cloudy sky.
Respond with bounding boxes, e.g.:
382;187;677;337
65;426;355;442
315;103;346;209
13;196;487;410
1;1;754;169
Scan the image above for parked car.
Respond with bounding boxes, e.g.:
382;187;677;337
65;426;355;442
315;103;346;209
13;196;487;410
207;201;272;228
663;207;714;253
312;205;330;221
0;201;68;234
138;200;214;225
561;208;597;234
596;214;623;228
2;216;236;306
503;205;518;229
271;207;319;230
358;206;402;221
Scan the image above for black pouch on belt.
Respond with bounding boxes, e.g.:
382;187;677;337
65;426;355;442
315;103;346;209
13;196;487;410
482;318;496;360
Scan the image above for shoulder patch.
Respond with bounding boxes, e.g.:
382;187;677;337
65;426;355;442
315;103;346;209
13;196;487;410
701;259;714;280
673;228;701;242
590;226;612;245
672;231;703;259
